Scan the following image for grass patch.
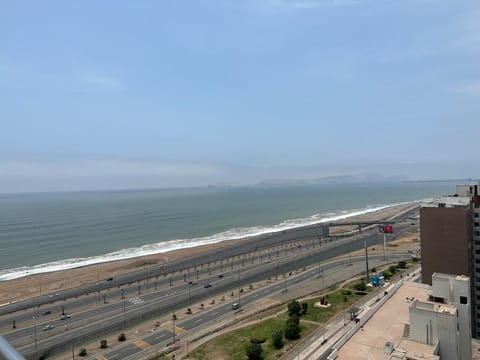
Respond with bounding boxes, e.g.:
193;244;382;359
189;318;316;360
189;282;372;359
302;286;371;323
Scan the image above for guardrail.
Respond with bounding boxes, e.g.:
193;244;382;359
0;336;25;360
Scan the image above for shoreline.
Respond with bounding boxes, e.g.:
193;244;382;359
0;202;409;282
0;202;417;304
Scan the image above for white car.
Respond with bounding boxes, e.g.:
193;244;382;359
60;314;71;320
43;324;54;331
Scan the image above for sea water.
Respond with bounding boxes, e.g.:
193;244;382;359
0;182;454;280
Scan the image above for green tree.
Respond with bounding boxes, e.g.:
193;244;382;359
271;330;284;349
118;333;126;341
284;319;301;340
389;265;397;274
398;261;407;269
287;300;302;317
100;339;107;349
78;348;87;357
245;342;263;360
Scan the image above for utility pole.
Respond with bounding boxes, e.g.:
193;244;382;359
172;310;177;344
383;233;387;260
365;239;369;283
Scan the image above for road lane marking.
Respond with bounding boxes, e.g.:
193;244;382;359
97;356;108;360
134;339;151;350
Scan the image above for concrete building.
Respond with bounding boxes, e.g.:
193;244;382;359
334;273;471;360
420;182;480;337
420;195;472;285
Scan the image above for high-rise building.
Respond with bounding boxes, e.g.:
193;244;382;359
420;183;480;337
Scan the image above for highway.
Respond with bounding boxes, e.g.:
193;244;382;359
91;253;412;360
0;215;417;359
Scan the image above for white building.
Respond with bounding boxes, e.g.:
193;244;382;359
409;273;471;360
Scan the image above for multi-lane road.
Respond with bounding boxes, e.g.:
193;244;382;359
0;214;418;360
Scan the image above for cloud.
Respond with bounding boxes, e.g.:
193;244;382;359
447;81;480;97
80;76;127;91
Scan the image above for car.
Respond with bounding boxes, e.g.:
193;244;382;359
60;314;71;320
231;303;241;310
42;310;51;315
43;324;54;331
204;283;212;288
218;274;224;278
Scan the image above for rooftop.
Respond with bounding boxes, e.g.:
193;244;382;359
336;281;438;360
423;196;471;208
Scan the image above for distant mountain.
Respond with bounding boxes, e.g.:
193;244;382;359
258;173;410;186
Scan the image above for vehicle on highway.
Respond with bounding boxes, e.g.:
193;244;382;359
218;274;224;278
43;310;51;315
43;324;54;331
204;283;212;288
231;302;241;310
60;314;71;320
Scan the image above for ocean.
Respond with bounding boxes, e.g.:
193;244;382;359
0;182;454;281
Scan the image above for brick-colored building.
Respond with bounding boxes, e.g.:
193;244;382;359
420;183;480;337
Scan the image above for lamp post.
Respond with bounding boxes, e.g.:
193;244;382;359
33;309;38;358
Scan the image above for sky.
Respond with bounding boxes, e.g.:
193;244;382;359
1;0;479;192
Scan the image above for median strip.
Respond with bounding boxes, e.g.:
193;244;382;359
134;339;151;350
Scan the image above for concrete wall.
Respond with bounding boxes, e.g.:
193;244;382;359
453;277;472;360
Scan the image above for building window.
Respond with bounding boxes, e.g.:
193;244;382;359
460;296;468;304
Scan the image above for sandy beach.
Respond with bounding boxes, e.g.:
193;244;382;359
0;202;417;305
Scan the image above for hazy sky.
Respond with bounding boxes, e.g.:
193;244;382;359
1;0;479;192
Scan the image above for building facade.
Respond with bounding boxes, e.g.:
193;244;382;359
420;183;480;337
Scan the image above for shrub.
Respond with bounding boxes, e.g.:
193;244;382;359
100;339;107;349
353;281;366;292
383;270;393;279
78;348;87;357
302;302;308;314
271;330;284;349
250;333;266;344
371;267;376;273
343;296;348;302
245;342;263;360
389;265;397;274
118;333;126;341
341;290;352;295
412;257;419;263
398;261;407;269
287;300;302;317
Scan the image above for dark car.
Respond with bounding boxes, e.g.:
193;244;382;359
218;274;224;278
204;283;212;288
43;310;51;316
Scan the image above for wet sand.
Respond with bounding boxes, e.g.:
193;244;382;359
0;203;416;305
